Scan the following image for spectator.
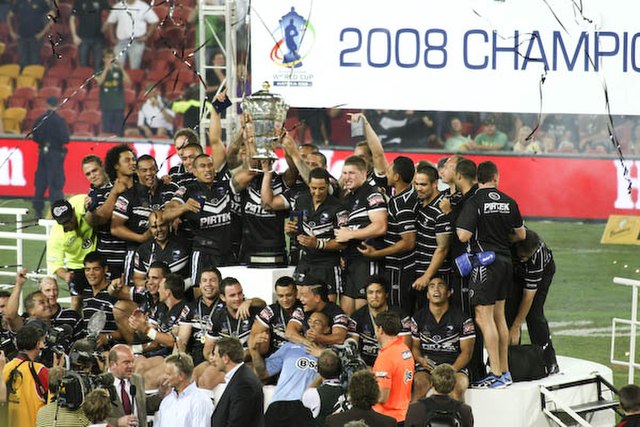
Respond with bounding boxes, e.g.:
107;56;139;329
7;0;52;67
31;96;70;220
405;364;474;427
71;0;110;71
103;0;159;70
83;389;113;427
512;126;540;154
137;85;176;138
445;117;473;152
206;50;226;97
3;326;50;427
470;116;508;151
618;384;640;427
540;113;579;148
540;133;557;154
95;49;131;136
325;370;397;427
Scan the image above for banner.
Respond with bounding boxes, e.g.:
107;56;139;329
250;0;640;115
1;138;639;220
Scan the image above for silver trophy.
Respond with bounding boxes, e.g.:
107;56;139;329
241;82;289;160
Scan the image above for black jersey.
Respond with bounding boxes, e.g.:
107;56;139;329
410;306;475;365
240;173;288;253
114;182;177;248
291;192;348;266
87;183;127;268
206;306;262;347
415;193;452;276
81;286;119;333
514;240;554;291
343;184;387;259
384;186;418;268
185;297;225;344
289;302;349;334
255;300;303;353
169;163;197;188
133;236;190;279
367;169;388;193
172;172;234;253
447;184;479;259
51;304;84;341
349;305;411;366
150;300;190;333
456;187;524;256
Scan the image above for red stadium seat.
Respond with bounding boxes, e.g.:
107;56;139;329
58;108;77;124
39;87;62;99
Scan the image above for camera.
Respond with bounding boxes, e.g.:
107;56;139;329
58;370;116;410
333;338;368;391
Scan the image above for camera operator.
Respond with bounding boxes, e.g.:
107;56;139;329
36;366;90;427
3;326;51;427
108;344;147;427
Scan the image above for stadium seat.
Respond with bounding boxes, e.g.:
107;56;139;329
0;75;11;88
58;109;77;124
72;122;94;136
39;87;62;100
62;87;87;108
0;63;20;82
32;98;49;110
21;65;46;82
24;107;47;132
41;65;69;88
0;84;12;103
16;75;38;90
13;87;36;102
7;96;29;109
77;110;102;134
2;107;27;133
126;68;146;92
124;88;137;106
82;99;100;111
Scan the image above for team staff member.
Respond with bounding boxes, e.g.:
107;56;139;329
335;155;388;315
456;161;526;389
48;196;97;312
372;311;414;424
3;326;50;427
261;166;347;301
508;229;559;374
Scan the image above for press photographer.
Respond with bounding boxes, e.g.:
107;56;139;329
2;326;51;427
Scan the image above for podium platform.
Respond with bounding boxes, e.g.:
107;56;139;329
466;356;616;427
218;265;295;304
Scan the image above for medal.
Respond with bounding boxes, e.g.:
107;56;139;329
200;335;206;344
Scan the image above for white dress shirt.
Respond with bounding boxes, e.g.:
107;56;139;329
155;381;214;427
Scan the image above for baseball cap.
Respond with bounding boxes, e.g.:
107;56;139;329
51;200;74;224
46;96;58;107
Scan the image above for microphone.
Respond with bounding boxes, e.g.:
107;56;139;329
130;384;137;417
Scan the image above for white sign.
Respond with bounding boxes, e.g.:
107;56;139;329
250;0;640;115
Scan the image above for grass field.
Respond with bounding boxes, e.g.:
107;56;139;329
0;198;638;389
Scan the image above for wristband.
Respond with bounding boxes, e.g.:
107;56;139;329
147;328;158;341
316;238;329;250
132;344;143;354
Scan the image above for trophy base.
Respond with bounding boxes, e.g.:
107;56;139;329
252;153;279;161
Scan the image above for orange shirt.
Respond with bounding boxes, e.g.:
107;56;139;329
373;336;414;422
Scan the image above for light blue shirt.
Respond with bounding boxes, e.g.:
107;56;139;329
266;342;318;402
155;381;213;427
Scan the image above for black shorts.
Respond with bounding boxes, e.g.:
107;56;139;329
384;264;417;313
343;257;380;299
469;255;512;306
294;261;341;295
191;249;230;285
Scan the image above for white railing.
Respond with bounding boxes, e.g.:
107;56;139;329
610;276;640;384
0;207;54;282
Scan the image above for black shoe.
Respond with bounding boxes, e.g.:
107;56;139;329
547;363;560;375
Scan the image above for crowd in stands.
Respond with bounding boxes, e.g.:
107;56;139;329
0;92;573;426
0;1;639;156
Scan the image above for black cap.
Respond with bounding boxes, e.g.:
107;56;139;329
46;96;58;107
51;200;74;224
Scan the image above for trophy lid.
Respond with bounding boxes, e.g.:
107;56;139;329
241;81;289;120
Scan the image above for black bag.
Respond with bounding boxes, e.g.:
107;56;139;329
508;344;548;381
420;397;463;427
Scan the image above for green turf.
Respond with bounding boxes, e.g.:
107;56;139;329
1;198;638;388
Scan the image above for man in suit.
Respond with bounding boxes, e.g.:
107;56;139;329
210;336;264;427
107;344;147;427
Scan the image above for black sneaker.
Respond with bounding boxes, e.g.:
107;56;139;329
547;363;560;375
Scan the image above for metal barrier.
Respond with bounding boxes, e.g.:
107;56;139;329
0;207;54;282
610;276;640;384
